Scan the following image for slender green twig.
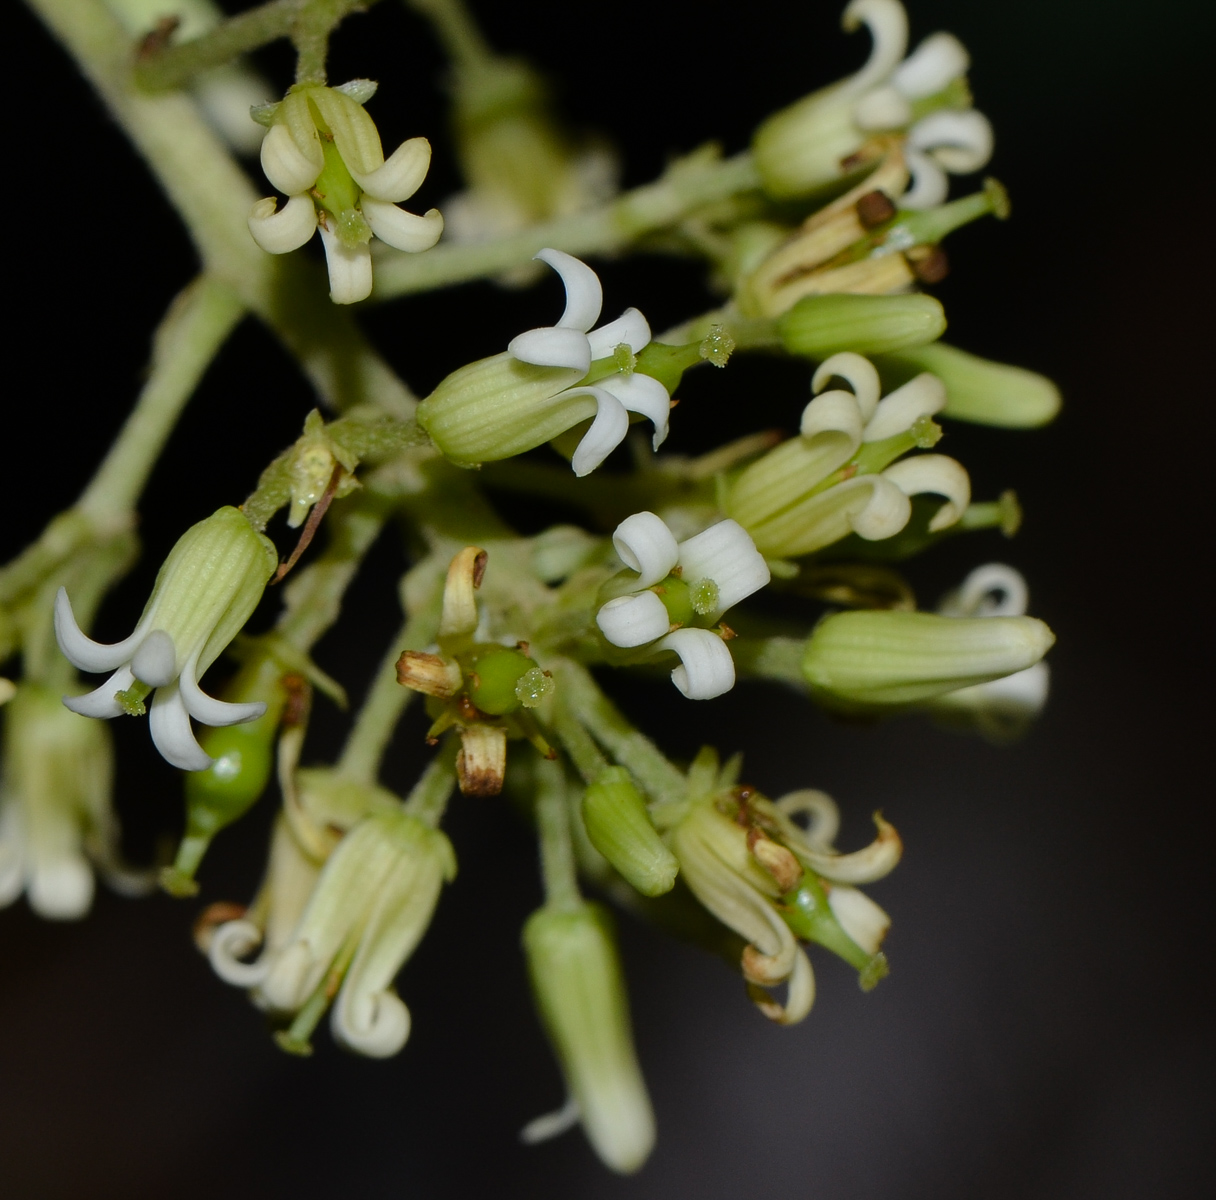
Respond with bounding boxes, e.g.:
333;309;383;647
403;748;457;827
535;755;581;911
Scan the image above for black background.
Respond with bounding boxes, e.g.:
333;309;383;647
4;1;1213;1196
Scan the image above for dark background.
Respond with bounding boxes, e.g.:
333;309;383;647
4;1;1212;1196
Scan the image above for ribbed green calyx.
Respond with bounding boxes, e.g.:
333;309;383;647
582;767;678;897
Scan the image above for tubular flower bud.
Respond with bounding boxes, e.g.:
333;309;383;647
777;293;946;359
752;0;991;203
926;563;1052;739
725;352;970;557
523;903;655;1174
256;808;456;1057
581;767;678;896
0;683;142;920
416;250;673;476
247;82;443;304
802;581;1055;710
54;507;279;772
595;512;770;699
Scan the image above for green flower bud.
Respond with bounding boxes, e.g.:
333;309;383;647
777;294;946;360
875;342;1061;428
802;610;1055;708
523;902;655;1174
581;767;678;897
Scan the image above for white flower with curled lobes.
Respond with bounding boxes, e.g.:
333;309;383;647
725;351;971;558
53;507;279;772
417;249;673;476
595;512;770;700
753;0;993;207
247;82;443;304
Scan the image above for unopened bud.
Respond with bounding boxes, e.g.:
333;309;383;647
777;293;945;360
582;767;678;897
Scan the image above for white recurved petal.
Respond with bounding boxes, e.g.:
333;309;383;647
54;588;144;673
596;593;671;648
567;388;631;477
586;307;651;358
892;32;969;98
853;85;912;131
521;1096;582;1145
349;136;431;202
130;630;177;688
508;326;592;372
362;200;443;253
534;249;603;331
331;986;411;1057
676;520;770;612
209;919;270;987
659;629;735;700
258;940;316;1013
604;372;671;449
247;195;318;254
946;563;1029;617
792;817;902;884
863;371;947;440
775;789;840;851
909;109;994;173
801;389;865;445
148;684;213;772
612;511;680;587
813;352;881;421
62;666;136;719
260;122;323;195
827;885;891;954
28;856;94;921
841;0;910;96
318;224;374;305
882;453;971;529
178;657;267;728
759;945;816;1026
842;474;913;540
900;148;950;209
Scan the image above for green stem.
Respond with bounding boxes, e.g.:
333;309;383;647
292;0;368;85
405;0;493;67
552;702;607;784
371;152;762;300
535;755;581;911
402;747;457;827
552;659;685;805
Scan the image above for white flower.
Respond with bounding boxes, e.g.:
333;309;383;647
507;250;673;475
595;511;770;699
53;507;279;772
247;83;443;304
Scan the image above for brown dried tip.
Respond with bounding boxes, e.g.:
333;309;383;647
281;673;312;728
741;943;787;987
456;725;508;796
137;15;180;59
192;901;247;952
749;832;803;893
471;550;488;589
906;244;950;284
717;623;737;642
856;189;896;229
396;650;462;698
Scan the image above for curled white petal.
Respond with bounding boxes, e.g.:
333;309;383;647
892;32;970;98
801;389;865;444
943;563;1029;617
900;148;950;209
148;683;213;772
28;856;94;921
534;249;603;331
604;371;671;449
130;630;176;688
209;919;270;987
659;629;735;700
260;122;322;195
676;520;770;612
54;588;143;673
508;327;592;372
909;109;994;174
827;885;891;954
813;353;881;422
178;657;267;728
854;85;912;131
350;136;431;202
331;985;411;1058
882;453;971;529
62;666;136;720
568;388;630;477
612;511;680;586
520;1095;582;1145
586;307;651;358
259;940;316;1013
843;474;913;540
863;371;947;441
597;593;671;648
768;946;816;1026
362;200;443;253
775;789;840;850
317;223;373;305
247;195;318;254
841;0;909;95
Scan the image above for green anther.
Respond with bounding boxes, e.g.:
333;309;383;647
466;645;538;715
115;681;152;715
688;578;720;616
612;343;637;374
698;324;735;367
858;952;890;992
654;577;694;627
514;666;554;709
911;414;942;449
334;207;372;248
